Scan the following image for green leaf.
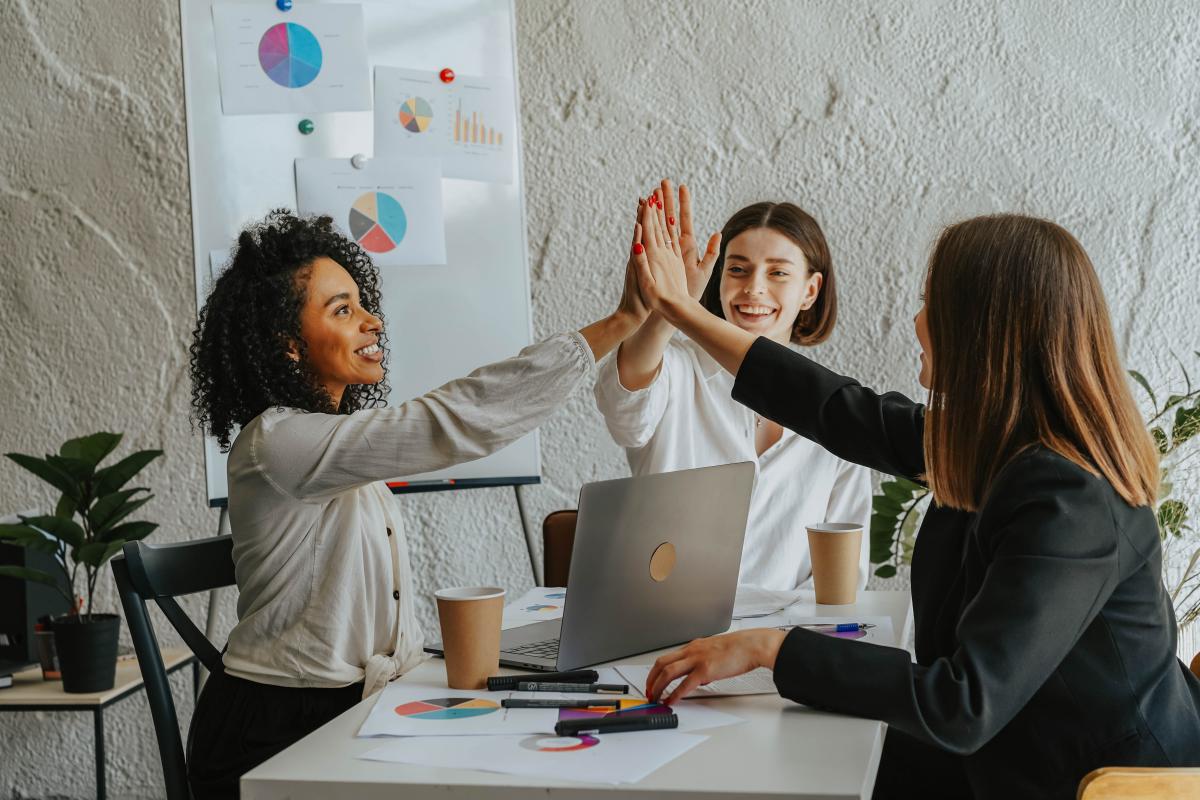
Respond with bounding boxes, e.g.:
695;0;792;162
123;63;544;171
45;455;93;484
98;520;157;543
88;491;151;535
894;477;927;493
73;540;127;568
4;453;81;500
59;432;122;468
1158;499;1188;539
94;449;162;497
1172;406;1200;447
881;481;917;504
872;495;904;518
54;493;77;519
1129;370;1157;408
0;524;59;555
18;515;85;548
873;564;897;579
0;565;62;589
1169;351;1192;395
1151;427;1169;455
1164;395;1187;412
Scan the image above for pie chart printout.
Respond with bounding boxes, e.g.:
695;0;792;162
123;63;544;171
393;697;500;720
519;734;600;753
258;23;323;89
349;192;407;253
399;97;434;133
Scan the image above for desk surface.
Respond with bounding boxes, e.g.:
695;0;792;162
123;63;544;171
0;647;194;708
243;591;912;800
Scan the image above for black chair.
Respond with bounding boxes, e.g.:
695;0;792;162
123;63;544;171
111;536;235;800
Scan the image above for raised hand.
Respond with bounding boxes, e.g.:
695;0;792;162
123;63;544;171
632;188;693;320
659;180;722;300
616;206;651;326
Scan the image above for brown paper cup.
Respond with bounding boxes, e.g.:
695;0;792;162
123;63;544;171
807;523;862;605
435;586;505;689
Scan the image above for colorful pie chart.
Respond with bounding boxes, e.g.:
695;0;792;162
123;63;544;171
349;191;407;253
258;23;323;89
525;604;557;612
399;97;434;133
394;697;500;720
557;700;664;722
520;734;600;753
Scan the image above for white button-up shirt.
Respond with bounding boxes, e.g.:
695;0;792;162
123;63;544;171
594;336;873;591
223;332;595;696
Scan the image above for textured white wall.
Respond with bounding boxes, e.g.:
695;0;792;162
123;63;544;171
2;0;1199;796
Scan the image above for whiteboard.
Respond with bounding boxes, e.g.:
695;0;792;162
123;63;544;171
180;0;539;505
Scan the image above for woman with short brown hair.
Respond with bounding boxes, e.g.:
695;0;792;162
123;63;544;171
594;182;871;592
631;201;1200;799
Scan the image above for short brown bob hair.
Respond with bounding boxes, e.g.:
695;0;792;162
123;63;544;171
923;214;1158;512
700;202;837;346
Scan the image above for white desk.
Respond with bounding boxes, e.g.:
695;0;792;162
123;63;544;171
243;590;912;799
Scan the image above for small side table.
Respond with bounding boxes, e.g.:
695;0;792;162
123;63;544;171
0;648;199;799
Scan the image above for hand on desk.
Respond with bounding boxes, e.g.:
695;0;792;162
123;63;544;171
646;628;788;705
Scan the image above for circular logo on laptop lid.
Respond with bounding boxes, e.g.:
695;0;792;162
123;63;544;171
649;542;676;582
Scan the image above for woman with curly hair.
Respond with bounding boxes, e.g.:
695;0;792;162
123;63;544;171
186;209;648;798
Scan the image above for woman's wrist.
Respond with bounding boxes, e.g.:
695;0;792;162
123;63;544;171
756;628;788;670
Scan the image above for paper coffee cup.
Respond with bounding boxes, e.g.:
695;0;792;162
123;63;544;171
435;586;505;689
807;523;862;605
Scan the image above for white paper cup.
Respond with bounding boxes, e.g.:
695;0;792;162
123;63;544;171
807;523;863;605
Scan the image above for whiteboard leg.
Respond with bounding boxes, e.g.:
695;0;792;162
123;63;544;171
514;485;542;587
198;507;229;691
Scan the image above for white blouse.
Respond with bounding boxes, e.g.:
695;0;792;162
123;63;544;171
594;336;873;591
222;332;595;697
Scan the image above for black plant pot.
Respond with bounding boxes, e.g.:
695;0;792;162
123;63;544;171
51;613;120;693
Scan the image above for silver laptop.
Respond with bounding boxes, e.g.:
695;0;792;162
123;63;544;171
425;462;755;671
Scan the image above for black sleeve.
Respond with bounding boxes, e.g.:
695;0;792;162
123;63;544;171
770;455;1121;755
731;336;926;480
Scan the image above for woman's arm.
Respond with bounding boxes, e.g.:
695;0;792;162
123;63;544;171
632;193;925;479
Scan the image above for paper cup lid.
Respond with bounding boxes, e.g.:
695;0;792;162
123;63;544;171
434;586;506;601
806;522;863;533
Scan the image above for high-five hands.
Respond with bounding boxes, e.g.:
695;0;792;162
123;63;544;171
659;180;722;301
633;185;700;322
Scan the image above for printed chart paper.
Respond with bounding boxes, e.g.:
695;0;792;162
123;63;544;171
374;66;515;183
212;4;371;115
360;730;707;785
732;585;808;619
295;157;446;267
357;681;556;738
503;586;567;629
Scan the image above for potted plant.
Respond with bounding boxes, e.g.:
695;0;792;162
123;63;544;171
0;432;162;692
869;356;1200;654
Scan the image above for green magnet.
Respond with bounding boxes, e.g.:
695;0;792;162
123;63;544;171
298;119;315;135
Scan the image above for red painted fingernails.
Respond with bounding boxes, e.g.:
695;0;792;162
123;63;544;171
633;243;644;254
668;216;675;225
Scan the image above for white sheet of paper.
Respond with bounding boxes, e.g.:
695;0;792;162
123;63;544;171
502;586;567;629
295;157;446;267
357;682;556;738
212;4;370;115
732;584;808;619
374;66;515;183
616;664;779;698
360;731;707;785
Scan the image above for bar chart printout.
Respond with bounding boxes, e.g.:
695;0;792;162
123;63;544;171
373;65;515;183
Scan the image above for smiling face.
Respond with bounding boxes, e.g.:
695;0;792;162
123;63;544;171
294;256;384;407
719;228;823;344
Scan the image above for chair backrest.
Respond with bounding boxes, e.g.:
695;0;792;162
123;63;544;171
541;510;577;588
111;536;235;800
1077;767;1200;799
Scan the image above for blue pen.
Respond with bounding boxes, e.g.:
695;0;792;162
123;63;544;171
780;623;875;632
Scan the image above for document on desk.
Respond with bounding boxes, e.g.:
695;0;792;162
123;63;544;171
732;584;809;619
502;586;567;629
358;681;558;737
360;730;708;785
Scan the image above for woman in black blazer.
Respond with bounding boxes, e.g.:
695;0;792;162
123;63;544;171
630;195;1200;799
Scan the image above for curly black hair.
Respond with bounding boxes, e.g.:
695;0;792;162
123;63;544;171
189;210;388;450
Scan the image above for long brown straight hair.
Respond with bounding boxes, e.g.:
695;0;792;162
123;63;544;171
923;214;1158;511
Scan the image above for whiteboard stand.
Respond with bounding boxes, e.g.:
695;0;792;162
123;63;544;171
513;484;542;586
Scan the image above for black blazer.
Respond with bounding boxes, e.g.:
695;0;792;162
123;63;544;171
732;337;1200;800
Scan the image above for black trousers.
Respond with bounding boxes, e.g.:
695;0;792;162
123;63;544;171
187;669;363;799
873;727;974;800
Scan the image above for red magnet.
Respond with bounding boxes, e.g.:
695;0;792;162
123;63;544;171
439;68;455;83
